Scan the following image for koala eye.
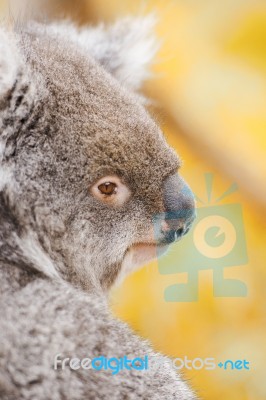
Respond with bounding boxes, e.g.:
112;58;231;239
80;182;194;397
98;182;117;196
90;175;131;207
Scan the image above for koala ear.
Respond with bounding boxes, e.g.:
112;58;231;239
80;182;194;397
60;15;158;92
82;15;159;91
49;15;159;91
0;28;20;101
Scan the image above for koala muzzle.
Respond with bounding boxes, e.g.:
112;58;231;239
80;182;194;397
156;174;196;245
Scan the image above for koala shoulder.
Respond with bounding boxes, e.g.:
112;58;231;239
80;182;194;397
0;278;196;400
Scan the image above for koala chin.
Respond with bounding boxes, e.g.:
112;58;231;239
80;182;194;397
0;14;197;400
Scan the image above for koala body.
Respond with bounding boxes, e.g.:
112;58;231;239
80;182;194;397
0;16;196;400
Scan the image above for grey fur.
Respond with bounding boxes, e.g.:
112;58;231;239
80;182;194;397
0;17;197;399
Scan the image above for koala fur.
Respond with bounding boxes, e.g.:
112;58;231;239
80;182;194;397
0;15;197;400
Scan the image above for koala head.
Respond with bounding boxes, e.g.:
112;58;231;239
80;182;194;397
0;16;196;293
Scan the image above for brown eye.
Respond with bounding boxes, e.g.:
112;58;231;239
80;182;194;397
90;175;131;206
98;182;117;196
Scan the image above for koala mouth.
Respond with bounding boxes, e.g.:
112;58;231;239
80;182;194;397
118;242;169;282
131;242;170;261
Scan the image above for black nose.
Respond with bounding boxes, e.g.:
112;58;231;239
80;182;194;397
161;214;195;244
156;173;196;244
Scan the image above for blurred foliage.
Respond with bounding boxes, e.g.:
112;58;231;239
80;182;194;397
1;1;266;399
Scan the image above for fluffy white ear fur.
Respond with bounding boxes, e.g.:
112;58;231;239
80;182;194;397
50;15;160;92
0;29;19;99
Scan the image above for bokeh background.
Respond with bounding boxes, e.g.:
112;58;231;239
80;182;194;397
1;1;266;399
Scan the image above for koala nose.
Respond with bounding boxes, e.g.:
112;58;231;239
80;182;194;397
160;218;192;244
160;173;196;244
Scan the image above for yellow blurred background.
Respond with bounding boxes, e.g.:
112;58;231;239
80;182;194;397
1;1;266;399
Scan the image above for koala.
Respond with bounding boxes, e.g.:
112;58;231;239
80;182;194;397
0;14;197;400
